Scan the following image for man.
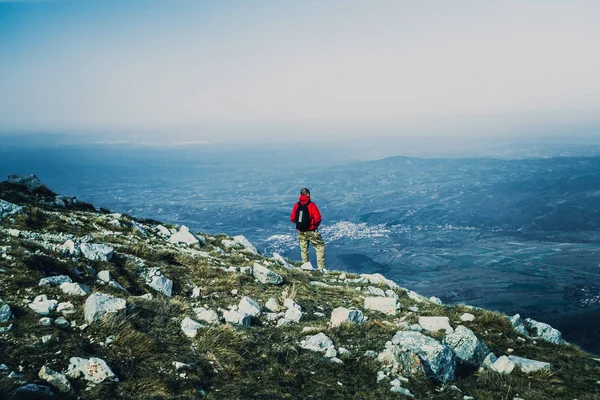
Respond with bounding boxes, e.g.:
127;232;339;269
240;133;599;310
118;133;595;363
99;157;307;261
290;188;326;270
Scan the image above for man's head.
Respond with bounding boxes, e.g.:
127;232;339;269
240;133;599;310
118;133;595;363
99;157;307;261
300;188;310;197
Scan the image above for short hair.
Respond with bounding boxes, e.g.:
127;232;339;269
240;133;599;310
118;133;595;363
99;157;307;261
300;188;310;196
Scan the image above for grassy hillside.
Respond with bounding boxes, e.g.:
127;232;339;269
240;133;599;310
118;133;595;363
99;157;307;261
0;178;599;400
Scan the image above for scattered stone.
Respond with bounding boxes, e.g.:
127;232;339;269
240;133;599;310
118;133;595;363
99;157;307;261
0;298;12;322
67;357;118;383
191;286;202;298
240;266;253;275
60;282;91;296
230;289;238;296
367;286;386;297
378;331;456;382
429;296;443;305
385;289;399;298
238;296;262;317
364;350;378;358
39;365;72;393
509;314;529;336
482;352;498;369
54;317;70;328
284;307;302;323
172;362;191;371
40;317;53;326
460;313;475;322
360;273;399;289
80;243;114;262
406;290;427;303
300;333;334;353
273;253;294;269
338;347;350;356
300;262;315;271
418;316;454;333
97;270;111;283
42;335;52;343
490;355;515;374
57;302;75;315
525;318;564;344
265;297;280;313
63;240;78;255
330;307;364;328
364;297;399;314
443;325;489;366
310;281;330;288
0;324;12;333
231;235;259;255
253;263;283;285
390;384;415;398
330;357;344;364
156;224;171;237
508;355;551;373
223;310;251;326
13;383;54;397
193;307;220;325
181;317;204;338
169;225;202;246
28;295;58;315
84;293;126;323
148;274;173;297
408;306;419;313
39;275;72;287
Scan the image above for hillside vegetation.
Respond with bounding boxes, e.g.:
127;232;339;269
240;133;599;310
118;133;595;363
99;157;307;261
0;175;599;400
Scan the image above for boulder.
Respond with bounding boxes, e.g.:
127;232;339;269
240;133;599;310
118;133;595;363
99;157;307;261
300;262;314;271
67;357;118;383
385;290;399;299
283;298;301;311
231;235;259;255
0;298;12;323
525;318;564;344
490;355;515;374
156;224;172;237
54;317;70;328
63;240;78;255
330;307;364;328
265;298;281;312
406;290;427;303
8;174;43;190
193;307;220;325
40;317;53;326
181;317;204;338
273;253;294;269
148;275;173;297
359;273;399;289
60;282;91;296
57;302;75;315
97;271;111;283
418;316;454;333
80;243;114;262
367;286;386;297
284;307;302;323
13;384;55;397
378;331;456;382
28;295;58;315
509;314;529;336
443;325;489;366
39;275;72;287
39;365;72;393
238;296;262;317
252;263;283;285
508;355;551;373
300;333;334;353
364;297;399;314
460;313;476;322
223;310;251;326
169;225;201;246
429;296;443;305
481;352;498;369
84;293;126;323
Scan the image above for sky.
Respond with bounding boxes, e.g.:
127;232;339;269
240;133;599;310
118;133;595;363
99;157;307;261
1;0;600;144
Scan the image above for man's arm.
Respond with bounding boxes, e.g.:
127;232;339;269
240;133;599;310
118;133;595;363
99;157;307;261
310;203;322;227
290;203;299;222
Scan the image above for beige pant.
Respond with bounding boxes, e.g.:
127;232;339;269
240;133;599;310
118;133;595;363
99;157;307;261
298;229;326;269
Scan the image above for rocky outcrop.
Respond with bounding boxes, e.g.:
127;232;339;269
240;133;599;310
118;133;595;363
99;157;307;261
443;325;489;366
168;225;202;246
80;243;114;262
0;199;23;220
252;263;283;285
222;235;258;255
509;314;529;336
8;174;43;190
525;318;564;344
378;331;456;382
181;317;204;338
330;307;364;328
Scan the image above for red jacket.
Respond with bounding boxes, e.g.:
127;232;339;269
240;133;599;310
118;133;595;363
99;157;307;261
290;194;322;231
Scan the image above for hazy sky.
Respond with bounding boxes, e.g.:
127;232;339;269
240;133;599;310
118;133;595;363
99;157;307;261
1;0;599;143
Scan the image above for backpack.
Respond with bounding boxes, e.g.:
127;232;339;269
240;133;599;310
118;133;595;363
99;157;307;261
295;201;311;231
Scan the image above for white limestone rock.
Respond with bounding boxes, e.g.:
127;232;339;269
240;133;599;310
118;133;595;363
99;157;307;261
273;253;294;269
378;331;456;382
508;355;551;373
443;325;489;366
330;307;364;328
385;289;399;299
40;317;53;327
223;310;251;326
0;298;12;323
364;297;399;315
13;384;54;397
148;275;173;297
39;365;72;393
28;295;58;315
429;296;443;305
193;307;220;325
238;296;262;317
231;235;259;255
284;307;302;323
57;302;75;315
0;199;24;218
490;355;515;374
156;224;172;237
54;317;70;328
418;316;454;333
97;271;111;283
63;240;78;255
300;262;314;271
406;290;428;303
39;275;72;287
67;357;118;383
481;352;498;369
265;297;281;313
84;293;126;323
168;225;202;246
525;318;564;344
460;313;476;322
60;282;91;296
359;273;399;289
509;314;529;336
283;298;301;311
300;333;334;353
367;286;386;297
181;317;205;338
80;243;114;262
252;263;283;285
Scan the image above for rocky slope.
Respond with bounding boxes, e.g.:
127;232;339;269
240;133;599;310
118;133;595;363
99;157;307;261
0;175;599;400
